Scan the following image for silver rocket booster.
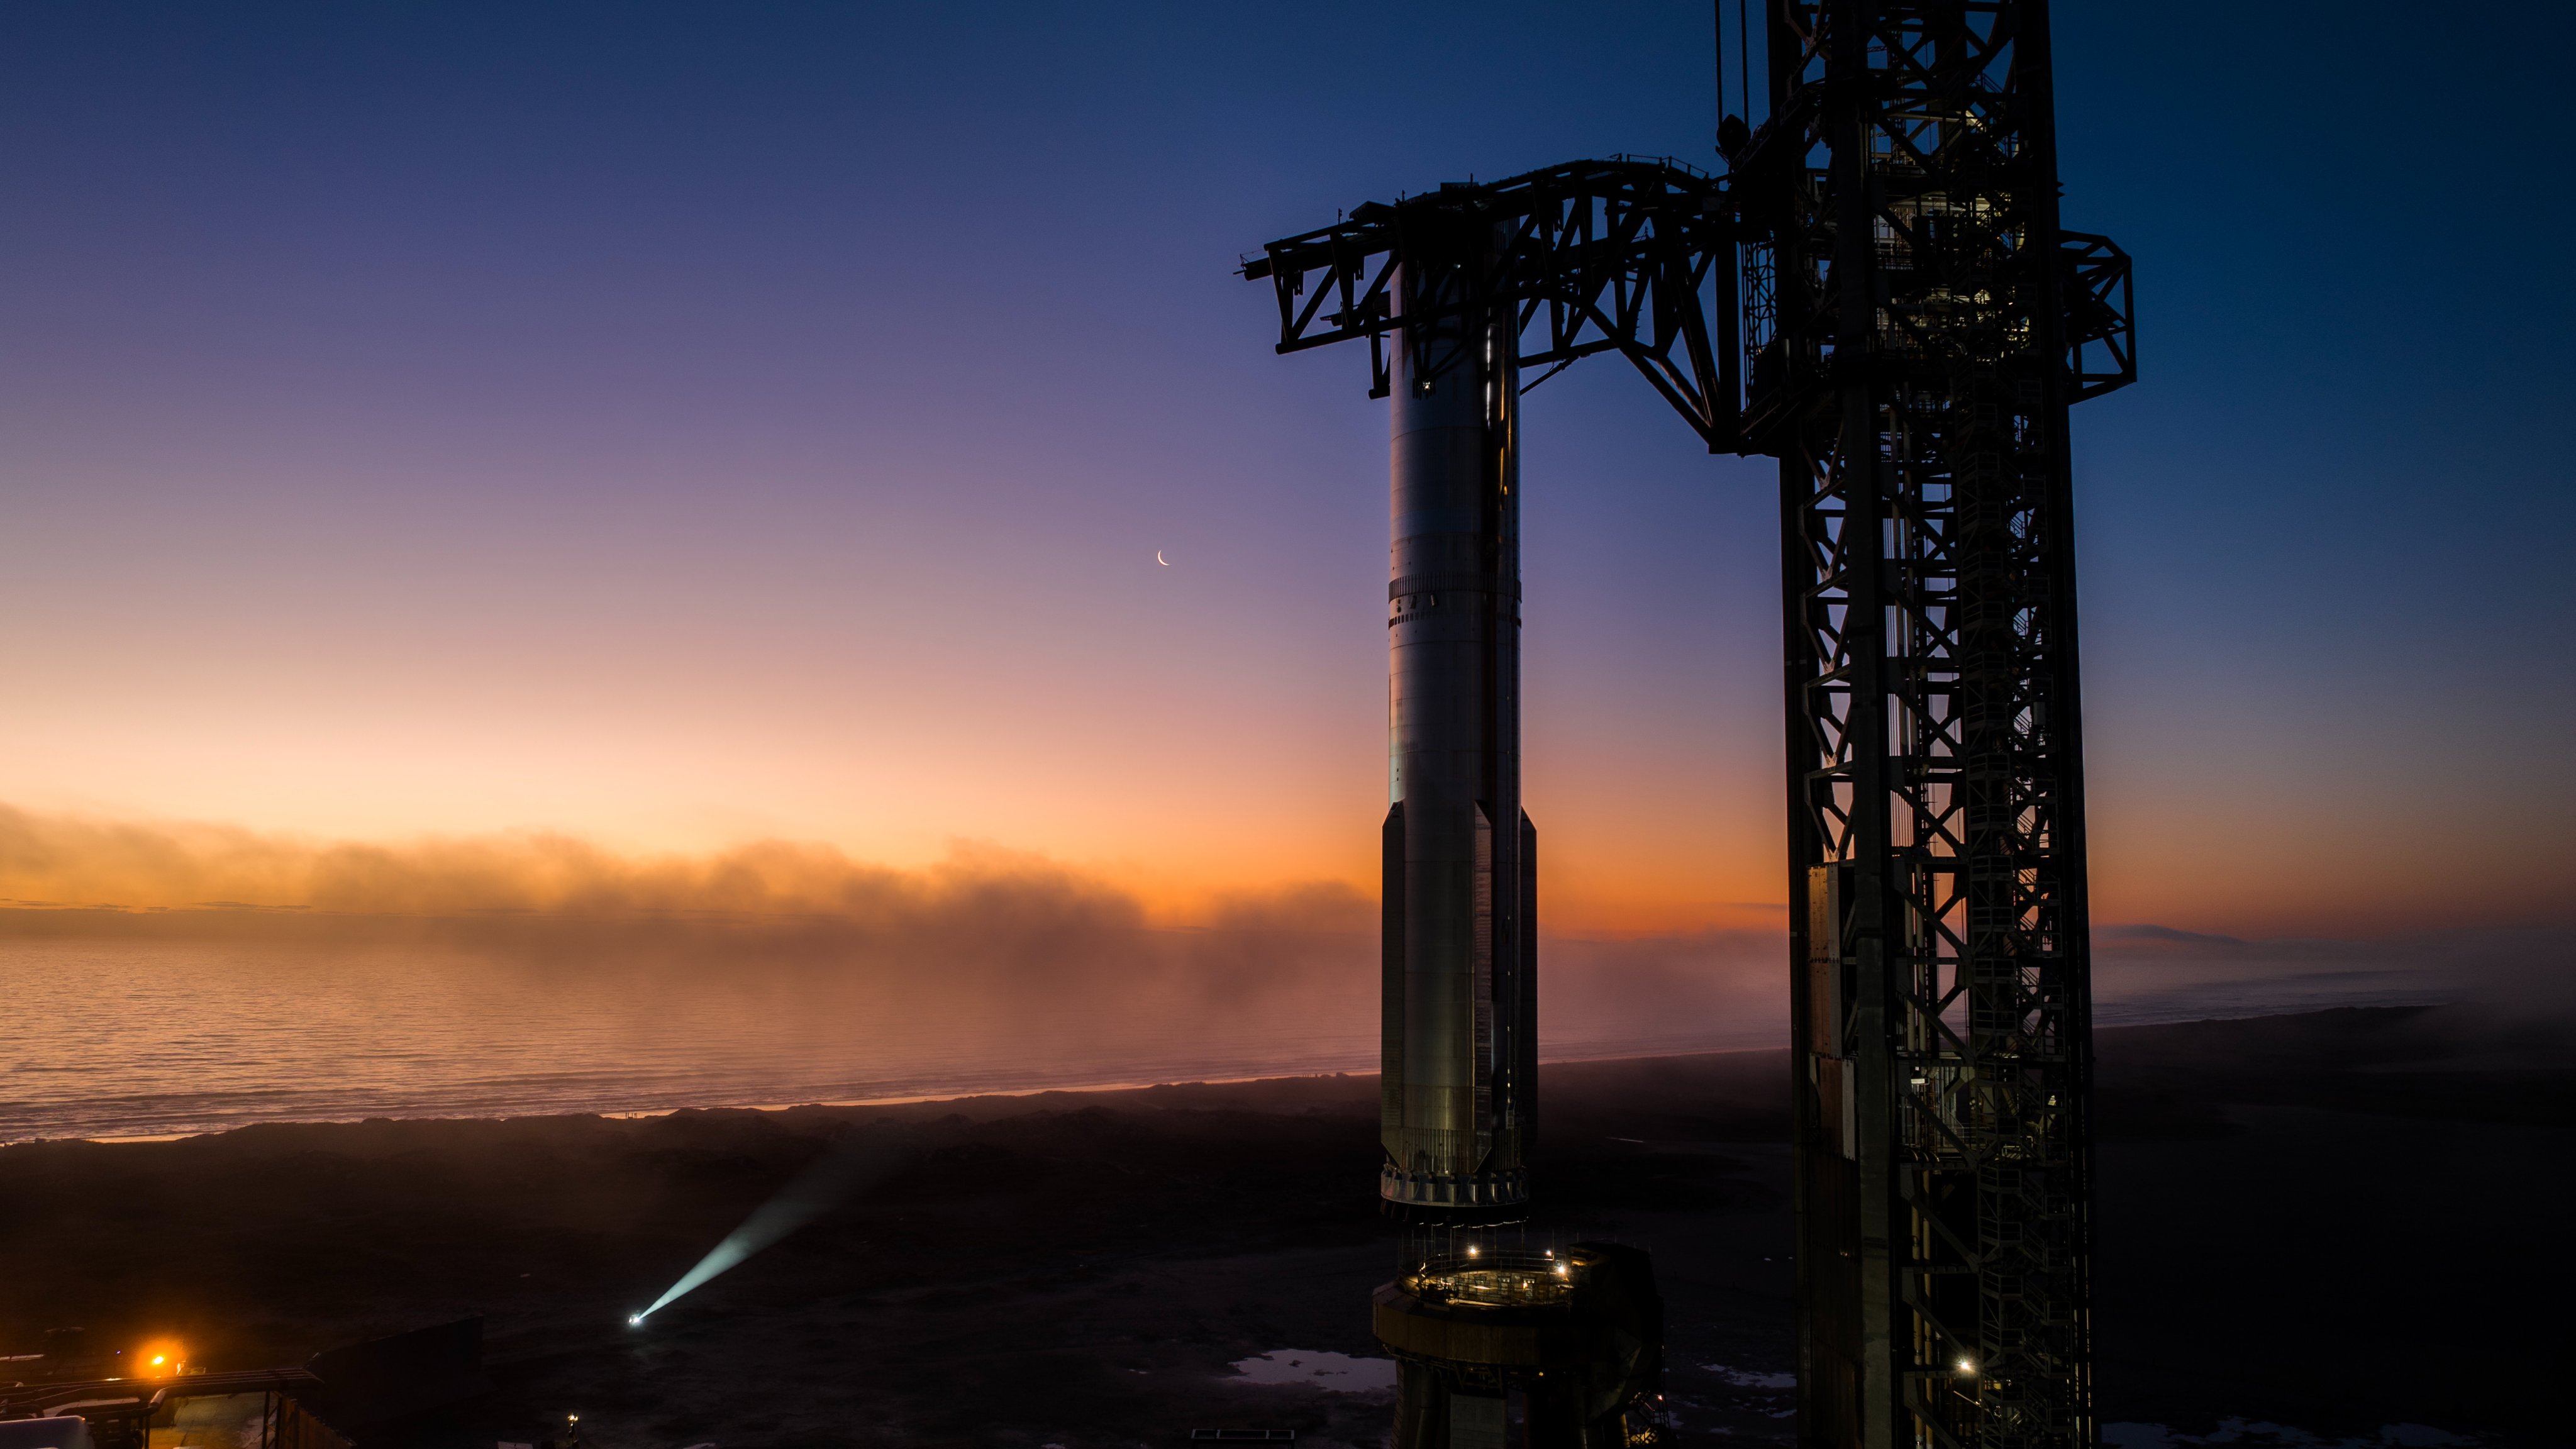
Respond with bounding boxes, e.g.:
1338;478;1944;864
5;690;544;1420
1379;242;1535;1216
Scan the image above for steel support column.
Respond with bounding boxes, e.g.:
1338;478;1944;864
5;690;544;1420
1736;4;2118;1446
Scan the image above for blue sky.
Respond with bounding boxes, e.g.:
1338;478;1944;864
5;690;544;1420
0;1;2565;940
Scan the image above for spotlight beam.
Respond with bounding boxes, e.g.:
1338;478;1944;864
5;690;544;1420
628;1128;913;1325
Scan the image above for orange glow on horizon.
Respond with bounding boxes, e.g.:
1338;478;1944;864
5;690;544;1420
0;792;2562;946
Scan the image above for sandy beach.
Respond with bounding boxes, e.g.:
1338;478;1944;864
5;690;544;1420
1;1005;2565;1448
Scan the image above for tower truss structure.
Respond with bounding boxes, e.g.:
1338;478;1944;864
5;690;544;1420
1245;4;2130;1444
1733;5;2129;1446
1247;158;1740;444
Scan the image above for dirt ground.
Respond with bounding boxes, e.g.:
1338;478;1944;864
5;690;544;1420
1;1006;2565;1448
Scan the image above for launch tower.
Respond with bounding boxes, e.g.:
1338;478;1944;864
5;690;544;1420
1734;8;2131;1446
1246;4;2130;1446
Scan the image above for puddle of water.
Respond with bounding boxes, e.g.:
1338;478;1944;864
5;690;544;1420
1702;1363;1797;1391
1228;1350;1400;1395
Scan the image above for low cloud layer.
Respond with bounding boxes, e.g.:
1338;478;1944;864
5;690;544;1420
4;804;2558;1119
0;802;1197;925
0;806;1779;1074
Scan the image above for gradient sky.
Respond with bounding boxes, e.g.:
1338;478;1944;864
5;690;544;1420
3;1;2568;941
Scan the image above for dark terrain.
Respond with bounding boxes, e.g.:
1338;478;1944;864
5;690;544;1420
1;1005;2567;1448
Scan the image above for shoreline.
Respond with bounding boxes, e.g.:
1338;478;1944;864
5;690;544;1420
15;985;2473;1145
1;1002;2564;1445
14;992;2485;1148
25;1042;1783;1149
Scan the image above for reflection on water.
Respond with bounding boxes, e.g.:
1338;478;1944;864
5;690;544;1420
0;938;1383;1144
1228;1350;1399;1394
0;937;2464;1143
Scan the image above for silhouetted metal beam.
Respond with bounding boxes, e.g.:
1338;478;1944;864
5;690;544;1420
1246;158;1743;451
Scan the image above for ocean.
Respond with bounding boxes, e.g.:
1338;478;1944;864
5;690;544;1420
0;937;2455;1144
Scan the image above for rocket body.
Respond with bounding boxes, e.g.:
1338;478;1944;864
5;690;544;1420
1379;250;1535;1214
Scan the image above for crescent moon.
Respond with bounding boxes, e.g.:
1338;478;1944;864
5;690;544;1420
1155;550;1169;566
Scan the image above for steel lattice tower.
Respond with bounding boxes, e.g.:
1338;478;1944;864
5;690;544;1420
1245;3;2130;1445
1731;5;2131;1446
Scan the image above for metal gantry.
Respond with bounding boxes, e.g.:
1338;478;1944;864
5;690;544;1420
1736;6;2129;1446
1245;5;2131;1447
1246;158;1738;442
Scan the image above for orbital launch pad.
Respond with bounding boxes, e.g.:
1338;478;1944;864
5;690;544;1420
1249;187;1679;1445
1246;3;2131;1446
1374;1241;1663;1449
1364;222;1656;1446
